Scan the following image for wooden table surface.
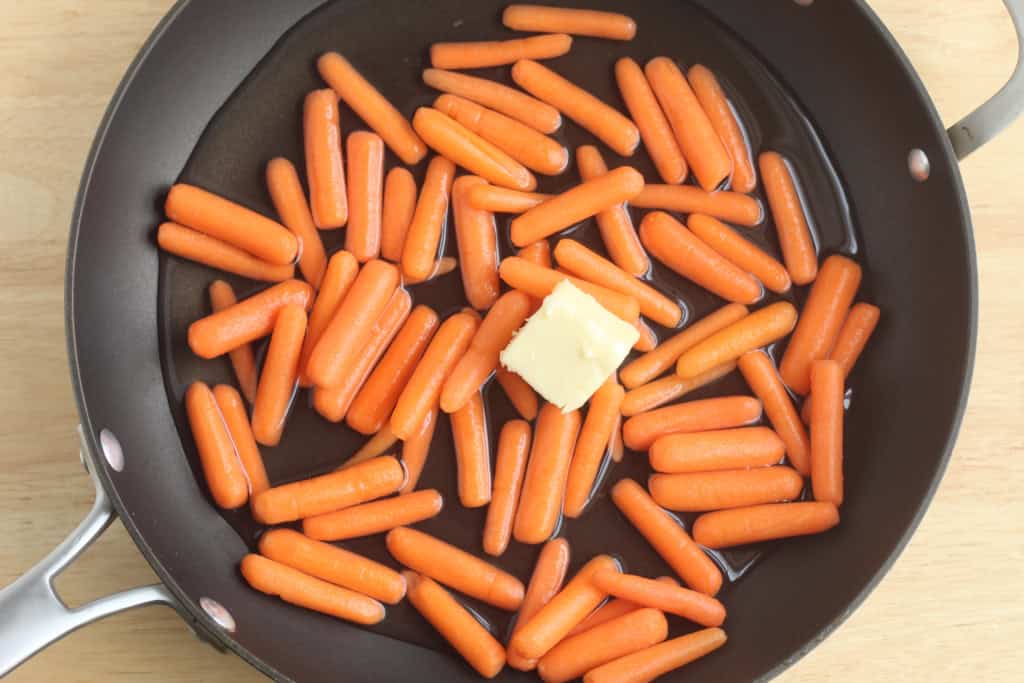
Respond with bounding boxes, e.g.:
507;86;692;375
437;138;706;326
1;1;1022;681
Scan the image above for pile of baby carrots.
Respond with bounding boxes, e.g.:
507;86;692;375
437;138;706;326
160;4;881;681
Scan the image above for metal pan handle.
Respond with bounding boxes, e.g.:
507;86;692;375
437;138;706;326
0;432;175;678
948;0;1024;159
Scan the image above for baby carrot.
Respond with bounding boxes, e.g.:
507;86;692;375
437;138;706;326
645;58;732;192
185;382;248;509
401;156;456;282
452;176;500;310
340;426;398;470
499;257;640;324
738;351;811;476
251;305;306;446
240;554;385;625
615;57;687;185
564;381;626;518
303;89;348;230
583;628;727;683
423;68;562;134
503;5;637;41
404;255;459;284
593;570;725;627
624;395;762;454
303;489;443;542
650;467;804;512
307;259;400;388
631;185;762;227
158;222;294;282
514;404;583;544
519;239;553;267
567;577;677;638
400;405;439;494
496;369;540;421
810;360;844;506
759;151;818;285
688;65;756;194
507;538;571;671
251;455;404;524
431;33;573;70
436;95;569;176
386;527;525;610
380;168;418;262
620;303;748;389
266;158;327;288
634;320;658;353
537;608;668;683
650;427;785;474
452;392;492;508
621;362;736;417
318;52;426;165
404;572;507;678
391;311;479;439
483;420;531;556
259;528;406;604
639;212;762;304
802;302;880;423
693;501;840;549
609;414;625;463
575;146;649;277
689;214;791;294
297;251;360;388
212;384;269;496
513;60;640;157
347;305;440;435
468;185;552;213
208;281;259;403
413;107;537;191
610;479;722;596
344;132;385;262
676;302;798;379
779;254;863;394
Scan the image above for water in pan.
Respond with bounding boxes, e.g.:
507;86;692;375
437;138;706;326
158;0;859;657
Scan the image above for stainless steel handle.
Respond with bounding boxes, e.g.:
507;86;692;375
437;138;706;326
0;433;175;677
948;0;1024;159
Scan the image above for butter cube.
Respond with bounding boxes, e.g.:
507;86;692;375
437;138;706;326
500;281;639;412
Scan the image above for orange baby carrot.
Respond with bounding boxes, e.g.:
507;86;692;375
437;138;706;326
297;251;360;388
583;628;727;683
158;222;295;282
575;146;649;277
208;281;259;403
624;395;762;454
317;52;427;165
503;5;637;41
650;427;785;474
340;426;398;469
347;305;440;435
431;33;573;70
307;259;400;388
401;156;456;281
759;151;818;285
519;239;553;267
251;305;306;446
303;89;348;230
303;489;443;542
564;381;625;518
436;94;569;176
266;158;327;288
452;176;500;310
404;572;507;678
567;578;677;638
423;68;562;134
469;185;552;213
164;184;298;266
631;185;763;227
499;257;640;324
391;311;479;439
610;479;722;596
387;527;524;610
212;384;269;496
483;420;531;556
620;304;748;389
649;467;804;512
676;302;798;379
259;528;406;604
621;362;735;417
639;212;761;304
496;369;540;421
634;320;658;353
810;360;844;506
251;455;404;524
615;57;687;185
514;404;583;544
594;570;725;627
344;131;385;262
609;414;625;463
688;65;756;194
451;392;492;508
802;302;880;423
403;256;459;284
779;254;863;394
507;538;571;671
380;168;418;262
738;351;811;476
185;382;248;509
240;554;385;625
400;405;439;494
689;214;791;294
693;501;840;549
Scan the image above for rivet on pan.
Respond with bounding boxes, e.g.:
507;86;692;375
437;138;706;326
793;0;814;6
99;428;125;472
908;149;931;182
199;597;236;633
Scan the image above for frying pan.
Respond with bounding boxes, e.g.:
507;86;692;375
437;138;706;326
2;0;1022;680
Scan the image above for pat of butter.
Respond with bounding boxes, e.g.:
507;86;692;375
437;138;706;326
500;281;639;412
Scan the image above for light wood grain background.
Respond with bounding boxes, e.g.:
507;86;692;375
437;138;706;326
1;1;1021;681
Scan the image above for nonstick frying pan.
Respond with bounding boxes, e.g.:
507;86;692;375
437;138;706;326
2;0;1022;680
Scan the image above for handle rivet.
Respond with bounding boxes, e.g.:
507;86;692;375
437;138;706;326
908;149;931;182
199;597;236;633
99;429;124;472
794;0;814;6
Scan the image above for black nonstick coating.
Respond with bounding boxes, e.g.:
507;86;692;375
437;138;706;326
67;1;976;681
